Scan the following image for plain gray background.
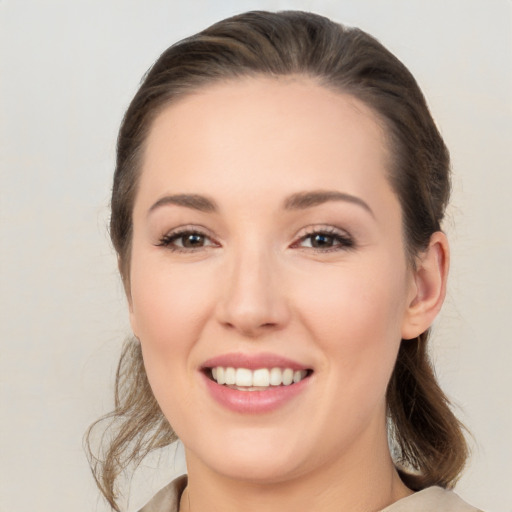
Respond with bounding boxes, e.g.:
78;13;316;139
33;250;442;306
1;1;511;511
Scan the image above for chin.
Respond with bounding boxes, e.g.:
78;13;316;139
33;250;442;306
210;457;304;484
185;428;308;483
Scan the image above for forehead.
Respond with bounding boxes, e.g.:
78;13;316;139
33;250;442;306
137;76;395;213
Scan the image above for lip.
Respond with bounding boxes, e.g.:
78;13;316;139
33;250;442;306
201;372;311;413
200;352;312;414
201;352;310;371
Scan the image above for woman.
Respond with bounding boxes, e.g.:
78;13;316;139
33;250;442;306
87;10;482;512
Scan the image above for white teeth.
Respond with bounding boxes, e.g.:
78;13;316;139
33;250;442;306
252;368;270;387
235;368;253;387
216;367;225;385
282;368;293;386
269;367;282;386
210;367;308;387
225;367;236;385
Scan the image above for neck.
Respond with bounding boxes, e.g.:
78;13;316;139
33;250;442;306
180;428;412;512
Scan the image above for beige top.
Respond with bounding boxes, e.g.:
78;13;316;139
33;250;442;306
138;475;483;512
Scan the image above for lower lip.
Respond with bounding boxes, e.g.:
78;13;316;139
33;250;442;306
202;372;311;413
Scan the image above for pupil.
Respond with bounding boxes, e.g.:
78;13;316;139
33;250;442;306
312;234;332;247
184;234;203;247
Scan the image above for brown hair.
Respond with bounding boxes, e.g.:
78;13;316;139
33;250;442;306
86;10;468;510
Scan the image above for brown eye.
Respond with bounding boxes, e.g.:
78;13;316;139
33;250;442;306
309;233;336;248
181;233;206;248
158;230;217;251
294;229;354;252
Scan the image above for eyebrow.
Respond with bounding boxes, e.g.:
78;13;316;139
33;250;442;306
148;194;218;214
284;190;374;217
148;190;374;217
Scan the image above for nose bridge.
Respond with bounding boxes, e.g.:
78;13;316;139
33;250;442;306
218;237;287;335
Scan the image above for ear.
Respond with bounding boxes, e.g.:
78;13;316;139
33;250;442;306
401;231;449;340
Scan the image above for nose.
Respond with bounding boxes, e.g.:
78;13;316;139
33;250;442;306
215;245;290;338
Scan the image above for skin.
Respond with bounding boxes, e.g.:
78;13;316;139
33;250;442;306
128;76;449;512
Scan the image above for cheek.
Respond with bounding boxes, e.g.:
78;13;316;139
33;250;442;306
129;253;215;351
128;252;218;408
128;255;219;428
297;257;406;336
294;257;408;391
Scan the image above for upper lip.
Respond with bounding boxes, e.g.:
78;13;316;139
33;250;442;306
201;352;311;371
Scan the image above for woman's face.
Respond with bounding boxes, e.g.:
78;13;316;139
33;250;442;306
129;77;418;482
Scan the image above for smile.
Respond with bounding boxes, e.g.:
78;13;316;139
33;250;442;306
209;367;310;389
201;354;313;413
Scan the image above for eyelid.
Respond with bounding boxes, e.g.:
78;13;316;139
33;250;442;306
292;224;351;240
156;224;220;251
155;223;354;252
290;224;355;251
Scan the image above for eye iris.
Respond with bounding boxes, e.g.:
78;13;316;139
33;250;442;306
311;233;334;248
183;233;204;247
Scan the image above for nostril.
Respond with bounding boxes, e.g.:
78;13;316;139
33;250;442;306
220;319;278;338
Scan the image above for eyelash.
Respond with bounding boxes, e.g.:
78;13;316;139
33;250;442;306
157;228;217;252
292;227;354;252
157;226;354;253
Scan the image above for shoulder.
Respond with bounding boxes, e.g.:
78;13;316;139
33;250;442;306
380;486;483;512
138;479;482;512
138;475;187;512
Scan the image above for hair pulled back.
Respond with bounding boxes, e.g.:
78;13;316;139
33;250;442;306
87;11;468;510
